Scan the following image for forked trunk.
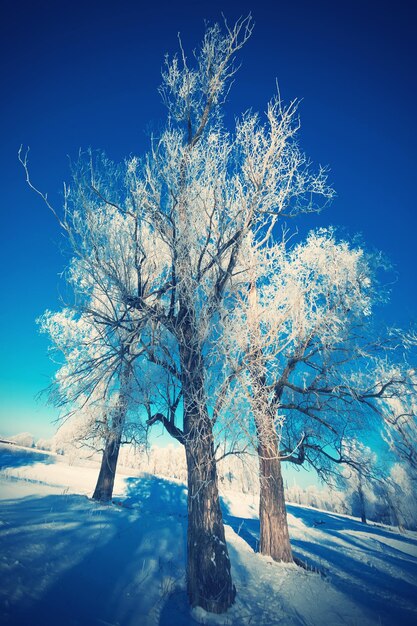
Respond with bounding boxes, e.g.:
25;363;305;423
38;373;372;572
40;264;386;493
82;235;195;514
181;341;235;613
256;414;293;562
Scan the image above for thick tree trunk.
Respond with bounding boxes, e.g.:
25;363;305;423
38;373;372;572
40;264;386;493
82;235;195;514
257;416;293;562
185;438;235;612
180;340;235;613
258;447;293;561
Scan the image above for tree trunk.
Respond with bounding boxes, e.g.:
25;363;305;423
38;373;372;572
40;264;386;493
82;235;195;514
180;340;235;613
92;363;130;503
92;428;122;503
185;438;235;613
257;416;293;562
246;282;293;562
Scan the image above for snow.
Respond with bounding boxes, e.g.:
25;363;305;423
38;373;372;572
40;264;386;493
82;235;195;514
343;530;417;559
0;443;130;496
1;443;417;625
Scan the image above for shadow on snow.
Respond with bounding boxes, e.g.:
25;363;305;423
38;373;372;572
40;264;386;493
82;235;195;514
222;498;417;626
1;467;417;625
0;445;54;470
0;475;196;626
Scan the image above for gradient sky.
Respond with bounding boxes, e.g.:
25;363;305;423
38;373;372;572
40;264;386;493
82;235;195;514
0;0;416;442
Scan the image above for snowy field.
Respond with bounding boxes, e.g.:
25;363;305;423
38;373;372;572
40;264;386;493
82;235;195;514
1;443;417;626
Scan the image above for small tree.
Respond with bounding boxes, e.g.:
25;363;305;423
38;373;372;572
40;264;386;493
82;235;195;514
337;442;378;524
39;304;139;502
386;463;417;530
31;158;165;502
376;359;417;478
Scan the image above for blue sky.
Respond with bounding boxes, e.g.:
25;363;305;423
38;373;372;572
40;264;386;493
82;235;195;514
0;0;416;440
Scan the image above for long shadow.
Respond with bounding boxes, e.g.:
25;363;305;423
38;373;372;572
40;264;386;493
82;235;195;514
291;536;417;626
1;475;192;626
222;509;260;553
288;503;416;547
286;503;417;575
123;473;187;515
221;498;417;625
4;475;416;625
0;445;54;469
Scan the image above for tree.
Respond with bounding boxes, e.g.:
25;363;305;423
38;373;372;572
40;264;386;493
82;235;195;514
91;361;134;501
39;295;138;503
376;358;417;478
137;17;333;610
36;438;52;451
222;223;417;560
9;432;35;448
337;441;378;524
31;156;166;503
386;463;417;530
220;228;389;560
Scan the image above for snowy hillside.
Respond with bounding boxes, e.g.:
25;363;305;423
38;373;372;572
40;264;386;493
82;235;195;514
1;443;416;626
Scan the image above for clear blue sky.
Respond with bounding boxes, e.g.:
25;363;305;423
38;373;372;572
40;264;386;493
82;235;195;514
0;0;416;440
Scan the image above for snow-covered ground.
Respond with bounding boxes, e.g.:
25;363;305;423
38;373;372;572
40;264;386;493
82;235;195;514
1;443;416;625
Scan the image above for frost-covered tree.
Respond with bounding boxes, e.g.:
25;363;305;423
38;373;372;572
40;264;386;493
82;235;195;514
30;158;170;502
39;295;138;502
137;18;333;611
35;438;52;451
386;463;417;530
221;229;388;561
9;432;35;448
374;360;417;478
336;441;378;524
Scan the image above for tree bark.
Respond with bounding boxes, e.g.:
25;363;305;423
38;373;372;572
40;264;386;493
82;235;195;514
92;427;122;503
180;339;235;613
256;415;293;562
246;282;293;562
185;438;235;612
92;363;130;503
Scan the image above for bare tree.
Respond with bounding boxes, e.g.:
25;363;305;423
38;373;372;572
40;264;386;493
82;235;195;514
220;229;400;561
135;17;335;611
336;441;379;524
25;150;165;502
38;273;140;503
374;353;417;478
